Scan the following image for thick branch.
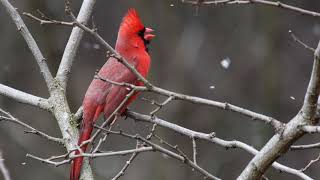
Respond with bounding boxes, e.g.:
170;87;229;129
56;0;96;90
0;84;50;111
0;0;53;89
237;41;320;180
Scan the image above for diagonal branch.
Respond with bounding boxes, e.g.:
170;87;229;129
24;11;284;132
66;13;152;88
237;40;320;180
0;0;53;89
300;152;320;172
126;111;312;180
56;0;96;90
95;74;283;131
0;108;64;144
111;141;140;180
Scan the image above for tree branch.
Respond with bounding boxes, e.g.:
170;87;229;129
126;110;311;180
300;125;320;133
183;0;320;17
291;142;320;150
0;108;64;145
289;30;315;52
0;0;53;89
237;40;320;180
94;74;283;132
0;84;50;111
24;10;284;132
300;152;320;172
111;142;139;180
192;137;198;165
56;0;97;90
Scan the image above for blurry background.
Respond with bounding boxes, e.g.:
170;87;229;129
1;0;320;179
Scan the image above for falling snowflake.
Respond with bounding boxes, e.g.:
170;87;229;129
170;4;174;7
290;96;296;100
209;85;215;89
220;57;231;69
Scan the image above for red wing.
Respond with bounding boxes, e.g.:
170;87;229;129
82;57;137;120
102;60;138;122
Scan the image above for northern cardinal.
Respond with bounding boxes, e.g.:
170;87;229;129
70;9;154;180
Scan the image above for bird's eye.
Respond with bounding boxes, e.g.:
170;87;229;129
137;27;146;38
137;27;150;52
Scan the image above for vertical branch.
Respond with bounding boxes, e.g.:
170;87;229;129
192;137;198;165
56;0;96;90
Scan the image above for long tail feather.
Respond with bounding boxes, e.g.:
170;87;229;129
70;123;93;180
70;105;103;180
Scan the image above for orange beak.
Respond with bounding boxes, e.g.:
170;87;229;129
144;27;155;41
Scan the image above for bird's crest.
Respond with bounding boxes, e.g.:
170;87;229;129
120;8;144;34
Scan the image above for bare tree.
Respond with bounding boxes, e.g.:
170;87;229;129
1;0;320;179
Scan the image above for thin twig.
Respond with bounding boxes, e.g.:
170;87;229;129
300;152;320;172
92;127;220;180
146;123;157;140
150;96;174;116
111;152;138;180
26;147;152;167
291;142;320;150
111;141;140;180
126;111;312;180
81;90;136;147
23;12;74;26
0;108;64;145
91;126;112;154
182;0;320;17
289;30;315;52
140;136;220;180
95;75;283;132
152;134;188;158
24;8;283;132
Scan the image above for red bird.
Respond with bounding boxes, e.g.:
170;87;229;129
70;9;155;180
